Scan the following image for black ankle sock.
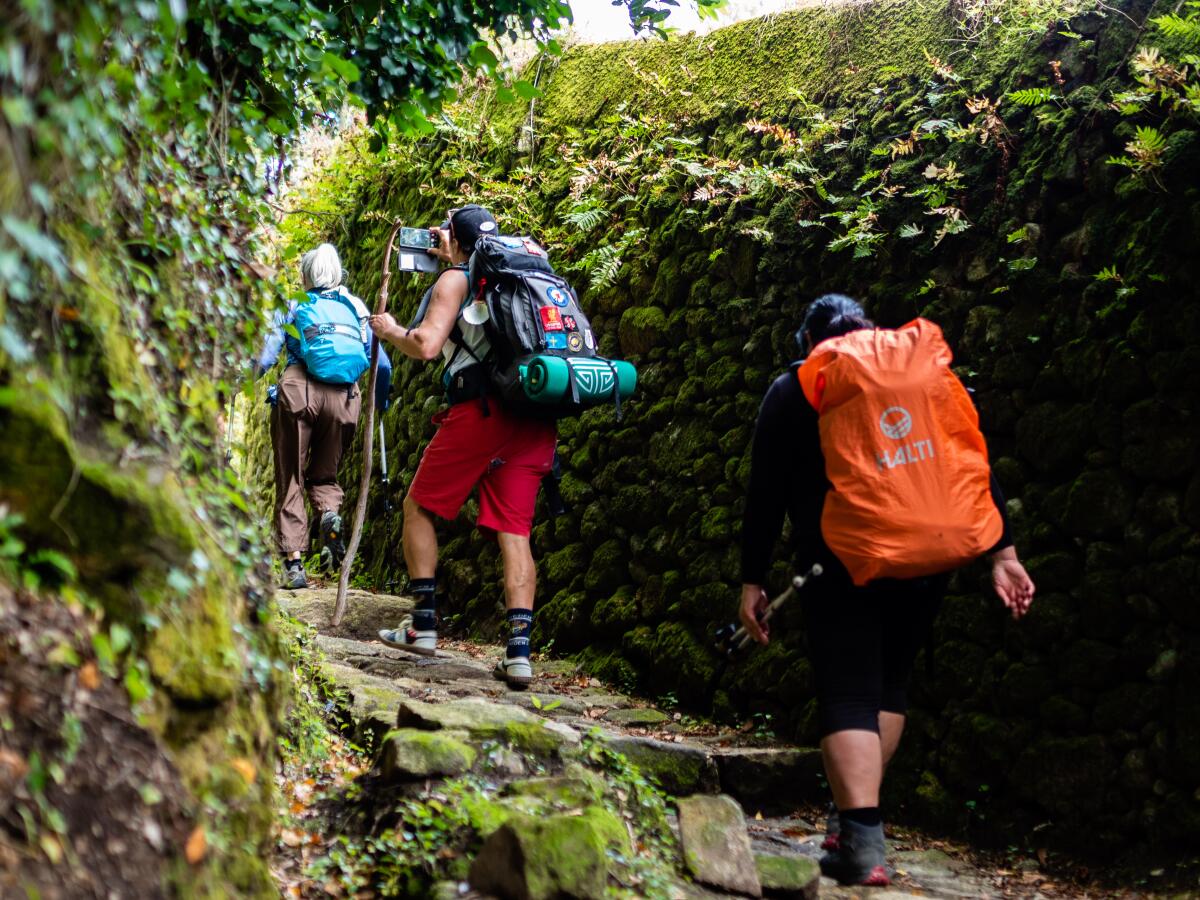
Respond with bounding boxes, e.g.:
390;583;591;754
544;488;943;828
840;807;882;828
410;578;437;631
506;608;533;659
285;558;302;571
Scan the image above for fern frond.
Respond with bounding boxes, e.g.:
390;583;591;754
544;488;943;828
1152;12;1200;47
1007;87;1058;106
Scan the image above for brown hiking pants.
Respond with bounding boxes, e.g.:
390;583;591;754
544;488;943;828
272;365;361;554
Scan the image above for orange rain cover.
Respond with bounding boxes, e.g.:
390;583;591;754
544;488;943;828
797;319;1003;586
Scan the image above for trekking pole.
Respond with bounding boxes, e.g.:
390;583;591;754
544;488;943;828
333;219;404;628
378;418;393;513
712;564;824;658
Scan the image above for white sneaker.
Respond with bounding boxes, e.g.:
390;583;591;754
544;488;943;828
493;656;533;688
378;615;437;657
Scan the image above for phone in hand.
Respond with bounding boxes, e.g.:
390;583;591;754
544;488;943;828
395;227;441;273
399;227;438;250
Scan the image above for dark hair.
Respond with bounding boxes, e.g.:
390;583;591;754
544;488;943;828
796;293;873;352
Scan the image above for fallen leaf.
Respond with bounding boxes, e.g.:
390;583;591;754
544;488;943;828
0;748;29;782
754;811;763;820
39;834;63;864
280;828;307;848
231;757;257;786
185;825;207;864
1037;847;1048;866
78;661;101;690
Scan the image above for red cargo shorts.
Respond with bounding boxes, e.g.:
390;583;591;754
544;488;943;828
408;398;557;537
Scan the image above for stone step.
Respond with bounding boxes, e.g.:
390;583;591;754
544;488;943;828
280;588;412;641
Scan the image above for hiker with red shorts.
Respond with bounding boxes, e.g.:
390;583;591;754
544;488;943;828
369;206;555;687
738;294;1035;886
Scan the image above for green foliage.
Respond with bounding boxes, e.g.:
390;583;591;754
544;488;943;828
1007;87;1059;106
1106;125;1169;172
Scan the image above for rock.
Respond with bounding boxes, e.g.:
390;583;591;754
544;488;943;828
397;697;579;756
677;794;762;897
469;807;629;900
603;707;670;727
503;771;604;807
485;747;528;778
278;589;413;641
378;729;476;782
714;748;825;816
754;854;819;899
601;734;719;795
321;663;409;750
505;692;587;717
317;634;491;682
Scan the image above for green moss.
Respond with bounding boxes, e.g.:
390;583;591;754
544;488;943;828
538;0;954;127
618;305;670;355
144;574;240;704
379;729;478;780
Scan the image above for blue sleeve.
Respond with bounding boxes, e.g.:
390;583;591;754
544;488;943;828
254;310;289;377
372;342;393;412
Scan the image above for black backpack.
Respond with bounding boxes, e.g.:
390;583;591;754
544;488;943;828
467;235;636;420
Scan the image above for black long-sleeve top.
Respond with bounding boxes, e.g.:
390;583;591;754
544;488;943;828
739;368;1013;585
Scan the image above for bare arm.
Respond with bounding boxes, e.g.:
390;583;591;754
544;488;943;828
370;268;467;362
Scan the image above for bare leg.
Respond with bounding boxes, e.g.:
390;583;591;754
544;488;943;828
880;712;905;769
821;729;883;810
402;493;438;579
496;532;536;610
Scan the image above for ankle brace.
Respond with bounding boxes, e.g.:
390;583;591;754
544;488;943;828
506;608;533;659
410;577;437;631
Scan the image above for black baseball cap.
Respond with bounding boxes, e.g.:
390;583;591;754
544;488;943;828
449;204;498;252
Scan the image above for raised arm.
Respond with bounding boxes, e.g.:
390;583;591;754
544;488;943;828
370;268;467;362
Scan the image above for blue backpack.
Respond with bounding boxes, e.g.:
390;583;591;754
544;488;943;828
293;289;369;385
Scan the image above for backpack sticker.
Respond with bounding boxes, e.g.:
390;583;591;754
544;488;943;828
584;329;595;350
540;306;565;332
545;332;567;350
567;332;583;352
522;238;545;256
562;315;578;331
545;285;570;308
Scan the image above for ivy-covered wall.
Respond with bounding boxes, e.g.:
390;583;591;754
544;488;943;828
271;0;1200;856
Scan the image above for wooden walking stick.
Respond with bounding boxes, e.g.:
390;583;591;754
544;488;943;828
332;220;404;627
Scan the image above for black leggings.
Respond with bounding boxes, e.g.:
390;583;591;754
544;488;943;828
803;574;946;737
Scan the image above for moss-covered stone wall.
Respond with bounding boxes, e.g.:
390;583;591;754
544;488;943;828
271;0;1200;855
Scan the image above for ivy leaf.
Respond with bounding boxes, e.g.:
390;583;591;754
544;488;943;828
2;216;67;280
323;52;360;84
514;80;542;100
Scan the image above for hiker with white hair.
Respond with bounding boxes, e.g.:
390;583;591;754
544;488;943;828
254;243;393;589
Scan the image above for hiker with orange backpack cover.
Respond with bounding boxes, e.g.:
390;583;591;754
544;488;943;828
738;294;1034;887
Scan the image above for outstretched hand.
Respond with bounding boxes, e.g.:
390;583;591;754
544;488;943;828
992;550;1035;620
739;584;770;645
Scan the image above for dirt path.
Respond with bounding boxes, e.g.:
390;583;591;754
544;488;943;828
271;587;1145;899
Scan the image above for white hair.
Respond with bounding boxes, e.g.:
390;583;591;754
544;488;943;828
301;243;343;291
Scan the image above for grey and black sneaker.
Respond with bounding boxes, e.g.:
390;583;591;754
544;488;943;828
493;656;533;688
378;615;438;657
819;818;890;886
319;510;344;572
282;559;307;590
821;801;840;851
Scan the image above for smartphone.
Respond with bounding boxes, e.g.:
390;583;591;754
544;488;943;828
399;227;435;250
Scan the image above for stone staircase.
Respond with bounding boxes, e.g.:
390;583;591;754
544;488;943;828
280;587;1000;899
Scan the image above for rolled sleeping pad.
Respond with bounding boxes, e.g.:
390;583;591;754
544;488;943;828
523;355;636;404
